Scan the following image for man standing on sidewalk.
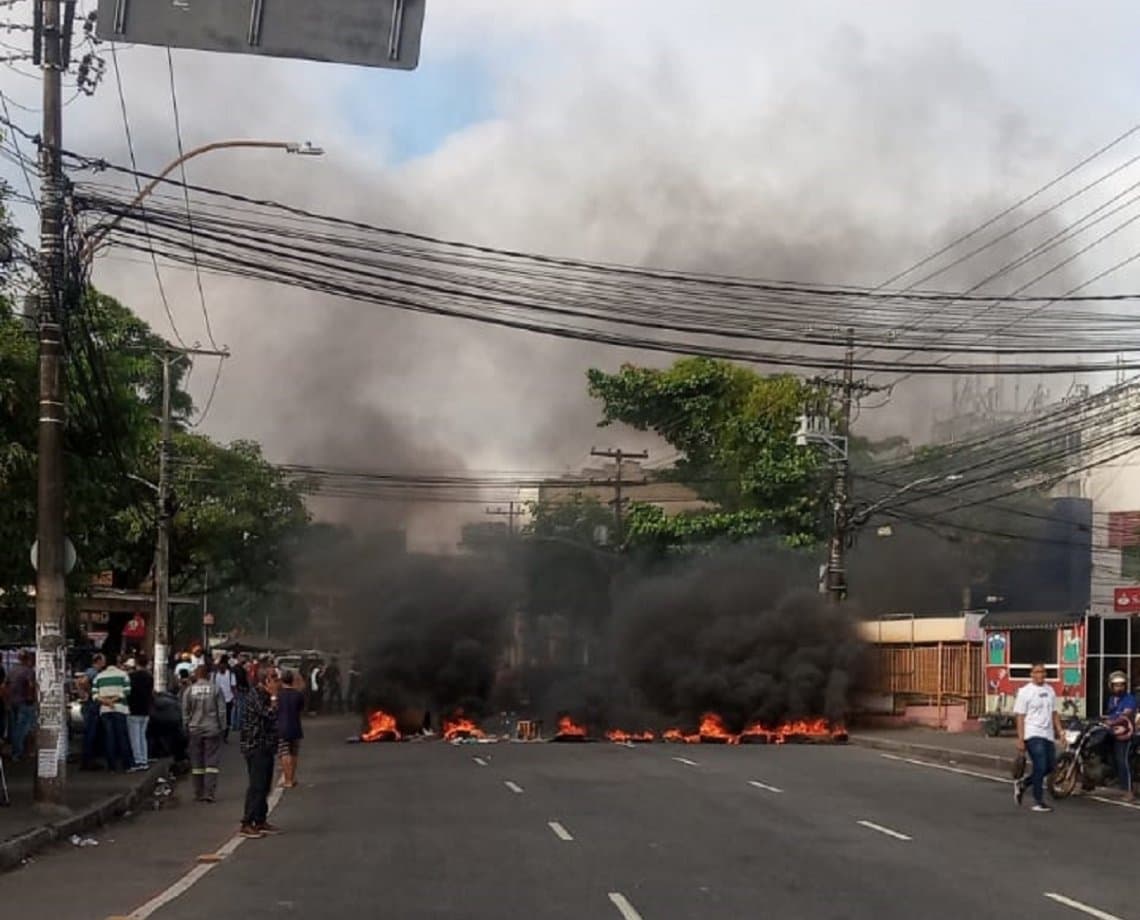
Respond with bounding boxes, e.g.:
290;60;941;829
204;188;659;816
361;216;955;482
240;669;281;838
93;655;132;772
1014;663;1066;813
183;665;225;802
6;651;36;762
126;655;154;771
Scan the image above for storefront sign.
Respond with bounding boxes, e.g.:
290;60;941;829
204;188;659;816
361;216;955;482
1113;586;1140;612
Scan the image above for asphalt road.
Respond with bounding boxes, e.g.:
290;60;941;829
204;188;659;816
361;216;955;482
2;721;1138;920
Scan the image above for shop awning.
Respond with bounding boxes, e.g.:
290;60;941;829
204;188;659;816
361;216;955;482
979;610;1084;631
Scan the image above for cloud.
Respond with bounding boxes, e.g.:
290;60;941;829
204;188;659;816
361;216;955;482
4;1;1140;544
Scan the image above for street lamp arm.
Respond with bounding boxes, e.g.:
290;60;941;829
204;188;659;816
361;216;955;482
851;473;963;526
79;139;322;264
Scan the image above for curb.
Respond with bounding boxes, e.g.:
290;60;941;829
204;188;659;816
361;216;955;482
848;734;1015;775
0;761;168;874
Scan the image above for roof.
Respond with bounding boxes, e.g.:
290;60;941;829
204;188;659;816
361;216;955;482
979;610;1084;631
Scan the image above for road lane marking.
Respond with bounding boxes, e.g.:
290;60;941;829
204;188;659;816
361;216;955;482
748;780;784;793
672;756;699;766
857;819;911;841
505;780;524;794
608;892;645;920
880;752;1006;784
548;821;574;841
474;756;489;767
121;784;285;918
1087;794;1140;811
1044;892;1124;920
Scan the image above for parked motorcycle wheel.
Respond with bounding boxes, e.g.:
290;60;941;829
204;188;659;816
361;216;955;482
1049;753;1080;799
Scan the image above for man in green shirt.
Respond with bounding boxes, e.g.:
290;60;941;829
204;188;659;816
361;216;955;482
92;656;132;772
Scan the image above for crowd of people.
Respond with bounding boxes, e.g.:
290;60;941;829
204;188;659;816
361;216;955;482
0;643;362;841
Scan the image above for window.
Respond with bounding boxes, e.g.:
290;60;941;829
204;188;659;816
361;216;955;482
1008;628;1059;680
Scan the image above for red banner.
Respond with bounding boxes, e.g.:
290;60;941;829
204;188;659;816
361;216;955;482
1108;511;1140;548
1114;587;1140;612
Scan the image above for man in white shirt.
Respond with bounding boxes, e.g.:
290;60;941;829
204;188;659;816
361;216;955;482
213;656;238;743
1013;663;1066;813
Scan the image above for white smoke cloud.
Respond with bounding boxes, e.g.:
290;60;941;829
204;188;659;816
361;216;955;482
4;1;1140;545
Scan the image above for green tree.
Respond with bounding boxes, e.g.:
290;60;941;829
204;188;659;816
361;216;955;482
586;358;827;548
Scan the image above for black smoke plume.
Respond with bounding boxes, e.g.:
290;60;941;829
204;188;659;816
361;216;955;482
612;548;864;730
351;554;516;723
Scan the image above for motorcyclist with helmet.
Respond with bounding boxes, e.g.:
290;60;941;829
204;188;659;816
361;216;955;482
1103;670;1137;802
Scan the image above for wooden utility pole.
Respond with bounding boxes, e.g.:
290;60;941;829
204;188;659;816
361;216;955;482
33;0;68;805
813;330;887;604
153;345;227;692
590;447;649;545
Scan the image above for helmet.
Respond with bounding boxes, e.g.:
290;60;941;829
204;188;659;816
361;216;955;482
1110;670;1128;686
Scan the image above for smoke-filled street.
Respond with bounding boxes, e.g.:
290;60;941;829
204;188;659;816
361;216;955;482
4;718;1134;920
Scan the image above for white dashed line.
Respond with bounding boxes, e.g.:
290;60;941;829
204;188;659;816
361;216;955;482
1044;892;1125;919
473;756;489;767
748;780;784;793
608;892;645;920
548;821;574;841
504;780;524;794
672;756;699;766
857;819;911;841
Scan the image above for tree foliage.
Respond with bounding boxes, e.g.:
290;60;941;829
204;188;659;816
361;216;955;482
586;358;828;548
0;285;311;639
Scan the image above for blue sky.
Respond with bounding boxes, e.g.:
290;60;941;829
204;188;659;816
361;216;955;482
339;53;496;163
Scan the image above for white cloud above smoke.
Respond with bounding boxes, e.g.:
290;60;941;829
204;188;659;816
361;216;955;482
5;1;1140;544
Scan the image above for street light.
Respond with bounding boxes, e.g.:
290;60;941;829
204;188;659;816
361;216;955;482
853;472;963;527
80;138;325;264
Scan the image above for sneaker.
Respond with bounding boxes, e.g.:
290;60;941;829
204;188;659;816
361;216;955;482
1013;780;1024;806
239;825;264;839
201;795;215;804
1032;803;1053;813
256;822;281;835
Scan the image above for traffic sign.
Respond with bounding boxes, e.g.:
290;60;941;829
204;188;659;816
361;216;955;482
30;538;77;575
203;612;215;627
96;0;426;70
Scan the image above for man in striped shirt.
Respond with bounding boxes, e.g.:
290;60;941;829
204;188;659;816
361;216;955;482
92;656;132;772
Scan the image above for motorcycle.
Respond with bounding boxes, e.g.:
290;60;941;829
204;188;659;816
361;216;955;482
1049;718;1140;798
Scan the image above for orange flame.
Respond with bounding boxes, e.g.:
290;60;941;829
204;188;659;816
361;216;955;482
361;710;401;742
556;715;588;737
606;729;656;743
740;718;846;744
443;715;487;741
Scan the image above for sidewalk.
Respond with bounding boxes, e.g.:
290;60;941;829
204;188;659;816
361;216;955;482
0;755;167;873
848;727;1018;775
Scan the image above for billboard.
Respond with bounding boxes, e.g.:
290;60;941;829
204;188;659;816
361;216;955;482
1114;586;1140;613
96;0;425;70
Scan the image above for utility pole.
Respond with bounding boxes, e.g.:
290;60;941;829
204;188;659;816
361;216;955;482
590;447;649;545
32;0;68;806
811;330;887;605
153;345;228;692
485;502;519;536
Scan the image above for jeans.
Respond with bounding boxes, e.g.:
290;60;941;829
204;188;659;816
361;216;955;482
188;732;221;799
81;700;101;767
242;748;275;826
232;692;246;733
1025;737;1057;805
1113;739;1132;792
127;714;149;767
100;711;132;772
10;703;36;759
